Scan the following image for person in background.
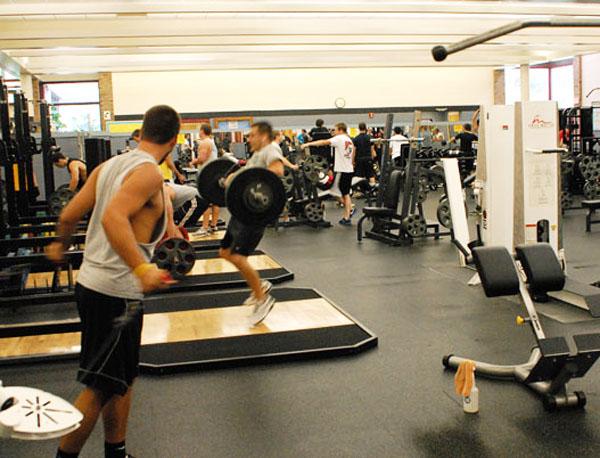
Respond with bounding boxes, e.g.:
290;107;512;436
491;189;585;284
308;119;332;166
52;152;88;191
273;130;300;170
353;122;376;187
297;129;308;144
130;129;141;144
389;126;409;168
159;151;185;185
302;123;355;225
451;123;478;172
432;128;444;143
191;123;220;237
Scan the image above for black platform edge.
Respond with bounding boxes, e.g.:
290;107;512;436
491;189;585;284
0;267;294;308
0;288;319;337
140;328;378;375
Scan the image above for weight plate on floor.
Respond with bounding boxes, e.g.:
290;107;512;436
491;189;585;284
153;237;196;279
436;198;453;229
402;214;427;238
583;180;600;200
304;202;324;223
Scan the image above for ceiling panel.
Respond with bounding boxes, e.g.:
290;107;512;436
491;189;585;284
1;1;600;76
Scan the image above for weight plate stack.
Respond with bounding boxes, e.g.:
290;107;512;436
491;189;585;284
583;180;600;200
282;168;295;194
48;187;75;216
560;191;573;211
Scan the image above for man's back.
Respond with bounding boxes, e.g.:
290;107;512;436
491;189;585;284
78;150;166;299
353;133;372;159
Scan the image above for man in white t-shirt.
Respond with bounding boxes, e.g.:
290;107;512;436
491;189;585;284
390;126;409;167
191;123;220;236
302;122;355;225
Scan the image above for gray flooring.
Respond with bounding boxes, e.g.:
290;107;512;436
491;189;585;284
2;198;600;457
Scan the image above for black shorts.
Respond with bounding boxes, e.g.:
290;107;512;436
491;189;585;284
220;217;265;256
355;158;374;179
338;172;354;196
75;283;144;397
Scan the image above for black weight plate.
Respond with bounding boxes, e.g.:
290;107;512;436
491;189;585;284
304;202;324;223
226;168;286;226
437;199;452;229
153;237;196;279
196;158;236;206
583;180;600;200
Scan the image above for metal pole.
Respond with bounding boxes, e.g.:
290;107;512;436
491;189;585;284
40;101;55;197
432;18;600;62
376;113;394;207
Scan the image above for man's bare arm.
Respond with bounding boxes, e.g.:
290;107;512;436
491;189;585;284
101;164;164;270
268;159;285;177
192;142;211;166
303;139;331;149
68;162;80;192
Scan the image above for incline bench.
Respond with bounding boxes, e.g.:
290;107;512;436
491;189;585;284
582;199;600;232
444;243;600;411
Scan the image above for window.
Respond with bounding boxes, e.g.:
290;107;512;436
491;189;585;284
42;81;101;132
529;68;550;102
504;66;521;105
550;65;574;109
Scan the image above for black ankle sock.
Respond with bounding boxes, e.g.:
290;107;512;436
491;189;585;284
104;441;127;458
56;449;79;458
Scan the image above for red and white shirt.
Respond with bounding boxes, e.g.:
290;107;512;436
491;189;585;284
330;134;355;173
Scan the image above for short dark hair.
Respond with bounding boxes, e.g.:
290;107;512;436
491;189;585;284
464;123;472;131
141;105;181;145
200;123;212;136
52;152;66;163
251;121;274;141
393;126;402;135
358;122;367;131
335;122;348;133
316;119;324;127
130;129;141;140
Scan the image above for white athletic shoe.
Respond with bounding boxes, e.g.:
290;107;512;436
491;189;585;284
249;295;276;326
191;228;209;238
244;281;273;307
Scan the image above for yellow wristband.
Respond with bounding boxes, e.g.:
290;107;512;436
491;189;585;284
133;263;155;279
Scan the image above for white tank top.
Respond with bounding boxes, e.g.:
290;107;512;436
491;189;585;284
77;149;167;299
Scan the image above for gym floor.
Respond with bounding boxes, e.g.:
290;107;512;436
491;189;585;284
2;200;600;458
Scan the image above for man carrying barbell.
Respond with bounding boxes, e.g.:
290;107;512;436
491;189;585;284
47;105;180;458
219;121;285;326
52;152;88;192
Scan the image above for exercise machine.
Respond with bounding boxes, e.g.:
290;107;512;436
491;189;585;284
444;244;600;412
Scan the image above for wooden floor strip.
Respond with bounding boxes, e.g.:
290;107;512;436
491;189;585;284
26;254;281;289
0;298;353;358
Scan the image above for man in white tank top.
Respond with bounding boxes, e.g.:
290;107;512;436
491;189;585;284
46;105;181;458
191;123;220;236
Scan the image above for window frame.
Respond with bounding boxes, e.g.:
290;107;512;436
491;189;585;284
40;80;101;132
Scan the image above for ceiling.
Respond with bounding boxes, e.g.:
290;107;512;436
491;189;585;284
2;1;600;76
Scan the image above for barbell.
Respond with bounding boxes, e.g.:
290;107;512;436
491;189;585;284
196;158;286;226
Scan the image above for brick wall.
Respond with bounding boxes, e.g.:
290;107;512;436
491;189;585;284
573;55;582;107
99;72;114;131
31;75;41;122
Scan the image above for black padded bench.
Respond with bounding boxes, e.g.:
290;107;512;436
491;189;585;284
582;199;600;232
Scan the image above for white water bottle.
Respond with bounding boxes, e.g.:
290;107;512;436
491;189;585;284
463;382;479;414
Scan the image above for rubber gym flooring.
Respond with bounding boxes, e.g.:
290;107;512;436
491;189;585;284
2;197;600;457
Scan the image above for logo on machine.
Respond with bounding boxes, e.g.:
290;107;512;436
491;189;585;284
529;115;554;129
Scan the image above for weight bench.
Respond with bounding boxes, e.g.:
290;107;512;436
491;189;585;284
444;243;600;411
581;199;600;232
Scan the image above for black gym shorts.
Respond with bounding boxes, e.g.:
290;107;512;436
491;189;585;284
75;283;143;397
338;172;354;196
355;158;374;179
220;216;265;256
